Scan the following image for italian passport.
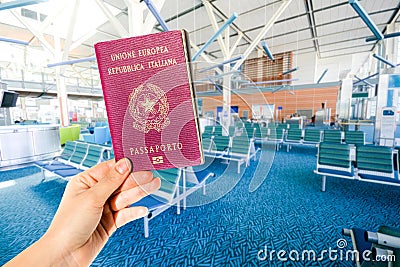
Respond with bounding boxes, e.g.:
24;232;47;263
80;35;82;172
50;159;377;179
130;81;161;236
94;30;203;171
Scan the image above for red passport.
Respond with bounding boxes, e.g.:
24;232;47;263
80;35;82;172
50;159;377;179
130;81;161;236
95;30;203;171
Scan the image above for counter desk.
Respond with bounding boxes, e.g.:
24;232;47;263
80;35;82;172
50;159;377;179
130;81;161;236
0;124;61;168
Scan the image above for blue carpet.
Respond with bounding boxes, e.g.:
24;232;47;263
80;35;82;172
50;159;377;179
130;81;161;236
0;146;399;266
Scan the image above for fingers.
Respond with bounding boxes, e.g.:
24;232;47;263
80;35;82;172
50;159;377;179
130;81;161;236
88;158;132;207
110;177;161;211
115;171;154;194
84;159;116;182
114;206;148;229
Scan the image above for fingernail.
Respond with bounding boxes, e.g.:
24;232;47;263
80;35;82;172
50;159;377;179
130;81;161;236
115;158;130;174
126;157;134;173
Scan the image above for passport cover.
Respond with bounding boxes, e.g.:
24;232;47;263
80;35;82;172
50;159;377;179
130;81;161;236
95;30;203;171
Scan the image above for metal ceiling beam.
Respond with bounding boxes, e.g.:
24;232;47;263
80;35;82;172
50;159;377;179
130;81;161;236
189;40;220;68
0;36;29;45
304;0;320;58
373;54;396;68
202;0;229;58
142;0;166;34
316;8;396;29
317;68;328;84
370;2;400;53
9;10;55;54
143;0;168;32
70;29;97;51
125;0;144;36
192;12;238;61
27;0;69;46
349;0;384;40
232;0;293;70
261;41;274;61
62;0;80;61
0;0;48;11
206;1;265;56
241;7;394;39
366;31;400;42
95;0;129;37
229;32;243;58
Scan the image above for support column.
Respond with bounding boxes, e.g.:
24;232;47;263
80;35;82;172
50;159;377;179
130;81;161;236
385;23;398;65
337;78;352;120
55;67;69;127
54;32;69;127
375;74;389;144
222;23;231;130
20;97;28;120
126;0;143;36
222;67;231;130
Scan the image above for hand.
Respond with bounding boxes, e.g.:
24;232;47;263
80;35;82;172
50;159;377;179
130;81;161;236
5;158;161;267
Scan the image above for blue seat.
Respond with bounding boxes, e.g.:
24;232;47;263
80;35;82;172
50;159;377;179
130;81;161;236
131;168;182;238
94;126;107;145
40;143;89;180
82;133;95;143
182;166;215;210
105;126;112;144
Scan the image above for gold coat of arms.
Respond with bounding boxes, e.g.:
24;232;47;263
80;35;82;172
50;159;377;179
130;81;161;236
128;83;170;133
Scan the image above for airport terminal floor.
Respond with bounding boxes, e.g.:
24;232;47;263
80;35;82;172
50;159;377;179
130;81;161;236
1;142;399;266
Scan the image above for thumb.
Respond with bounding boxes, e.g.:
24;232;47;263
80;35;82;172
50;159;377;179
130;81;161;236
89;158;132;207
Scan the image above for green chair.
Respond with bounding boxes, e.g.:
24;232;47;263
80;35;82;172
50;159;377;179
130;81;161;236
34;140;76;167
228;126;236;137
67;142;89;168
81;144;107;170
323;130;342;143
303;129;322;144
243;125;255;138
254;127;268;140
59;127;73;146
356;145;397;182
222;136;257;173
267;124;287;150
314;142;353;192
344;131;365;146
203;126;214;135
70;124;81;141
213;125;223;136
209;135;230;157
202;133;213;153
284;128;303;152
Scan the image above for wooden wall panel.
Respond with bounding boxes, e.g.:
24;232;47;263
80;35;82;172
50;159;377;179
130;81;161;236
200;85;340;121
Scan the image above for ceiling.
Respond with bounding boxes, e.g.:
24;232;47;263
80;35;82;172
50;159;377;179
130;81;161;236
0;0;400;85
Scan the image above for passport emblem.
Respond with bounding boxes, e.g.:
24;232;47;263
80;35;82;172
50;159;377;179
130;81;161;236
128;83;170;133
152;156;164;164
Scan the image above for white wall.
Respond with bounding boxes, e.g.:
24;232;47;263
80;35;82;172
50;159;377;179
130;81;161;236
292;51;316;85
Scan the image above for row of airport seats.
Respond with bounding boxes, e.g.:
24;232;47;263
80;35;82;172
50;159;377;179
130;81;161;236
202;134;258;173
34;140;113;180
342;226;400;266
314;142;400;192
81;126;111;145
283;129;365;152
